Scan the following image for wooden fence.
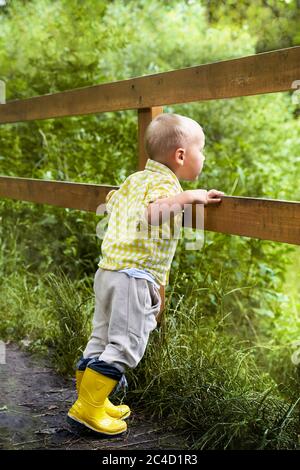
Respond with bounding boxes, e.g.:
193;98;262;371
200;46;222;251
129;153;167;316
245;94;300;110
0;46;300;314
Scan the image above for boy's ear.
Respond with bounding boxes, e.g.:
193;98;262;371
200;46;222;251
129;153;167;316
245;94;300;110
175;147;186;164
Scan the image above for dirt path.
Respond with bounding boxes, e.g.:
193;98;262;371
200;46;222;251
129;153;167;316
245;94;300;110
0;343;187;450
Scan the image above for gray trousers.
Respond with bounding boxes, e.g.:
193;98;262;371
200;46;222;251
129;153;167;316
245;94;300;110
83;267;161;373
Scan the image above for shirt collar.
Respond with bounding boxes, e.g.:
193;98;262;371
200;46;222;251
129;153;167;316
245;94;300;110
145;158;182;191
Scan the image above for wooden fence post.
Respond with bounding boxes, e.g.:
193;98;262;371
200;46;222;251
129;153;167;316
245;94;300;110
137;107;163;171
137;106;165;323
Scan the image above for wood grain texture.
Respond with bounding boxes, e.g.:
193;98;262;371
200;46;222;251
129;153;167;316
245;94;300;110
0;176;118;212
0;47;299;123
1;177;299;245
182;196;300;245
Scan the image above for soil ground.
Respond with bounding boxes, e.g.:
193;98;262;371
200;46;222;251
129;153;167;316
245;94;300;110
0;343;187;450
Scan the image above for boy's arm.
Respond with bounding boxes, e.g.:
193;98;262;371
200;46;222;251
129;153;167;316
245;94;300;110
144;191;192;226
145;189;223;226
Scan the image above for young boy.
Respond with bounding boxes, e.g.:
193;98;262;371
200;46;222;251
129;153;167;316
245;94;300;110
67;113;224;436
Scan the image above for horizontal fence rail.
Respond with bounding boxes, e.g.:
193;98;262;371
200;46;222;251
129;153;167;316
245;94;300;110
0;46;299;255
0;176;118;212
0;46;299;123
200;196;300;245
0;176;299;245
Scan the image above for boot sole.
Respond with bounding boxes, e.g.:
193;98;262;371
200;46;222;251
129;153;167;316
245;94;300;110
67;413;127;436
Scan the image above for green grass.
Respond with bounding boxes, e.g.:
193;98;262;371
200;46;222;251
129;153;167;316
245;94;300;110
127;270;300;449
0;268;94;373
0;228;299;449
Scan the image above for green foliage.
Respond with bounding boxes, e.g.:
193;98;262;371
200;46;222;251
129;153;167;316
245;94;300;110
0;270;57;354
44;269;94;374
0;267;94;373
0;0;299;449
202;0;300;52
131;276;299;449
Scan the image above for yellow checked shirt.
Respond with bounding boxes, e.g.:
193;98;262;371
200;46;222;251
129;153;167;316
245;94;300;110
98;158;184;286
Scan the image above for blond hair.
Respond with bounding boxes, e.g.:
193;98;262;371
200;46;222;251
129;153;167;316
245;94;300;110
144;113;203;162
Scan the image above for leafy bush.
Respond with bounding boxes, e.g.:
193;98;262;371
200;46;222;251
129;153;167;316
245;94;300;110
0;0;299;449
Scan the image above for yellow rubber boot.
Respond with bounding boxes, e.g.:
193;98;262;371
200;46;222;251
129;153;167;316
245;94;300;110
68;367;127;435
76;370;131;420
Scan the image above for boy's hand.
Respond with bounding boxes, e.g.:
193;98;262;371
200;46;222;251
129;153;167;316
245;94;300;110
187;189;225;205
206;189;225;205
